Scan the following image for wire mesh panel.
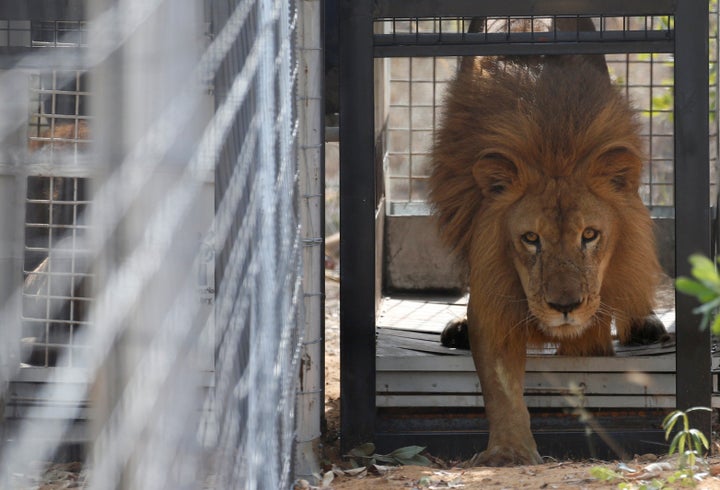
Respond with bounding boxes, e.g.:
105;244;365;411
30;21;87;48
207;0;302;487
380;14;718;216
28;70;90;154
15;16;93;371
0;20;31;46
22;176;91;368
384;55;454;210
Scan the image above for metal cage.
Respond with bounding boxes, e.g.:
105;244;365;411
338;0;714;459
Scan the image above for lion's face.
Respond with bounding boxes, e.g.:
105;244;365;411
506;178;618;339
431;54;661;349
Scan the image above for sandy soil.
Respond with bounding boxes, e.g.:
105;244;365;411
319;276;720;490
315;458;720;490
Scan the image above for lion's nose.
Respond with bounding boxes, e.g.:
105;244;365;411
547;299;582;314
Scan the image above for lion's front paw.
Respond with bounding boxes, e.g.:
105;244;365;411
440;318;470;349
625;313;669;346
467;445;542;467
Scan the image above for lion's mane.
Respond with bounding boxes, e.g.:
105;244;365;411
429;55;661;345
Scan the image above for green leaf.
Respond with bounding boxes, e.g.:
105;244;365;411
375;446;432;466
686;406;713;414
387;445;426;460
698;313;711;332
689;254;720;286
373;454;396;464
675;277;717;302
669;431;685;455
393;453;432;466
712;314;720;335
347;442;376;458
675;432;687;455
649;479;666;490
590;466;623;482
663;410;685;440
346;444;432;468
689;254;717;273
688;428;710;451
692;296;720;315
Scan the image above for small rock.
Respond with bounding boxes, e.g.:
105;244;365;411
293;479;310;490
634;453;658;463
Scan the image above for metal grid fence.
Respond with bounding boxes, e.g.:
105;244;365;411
22;176;92;369
0;0;319;488
28;70;90;153
0;20;87;48
381;13;720;216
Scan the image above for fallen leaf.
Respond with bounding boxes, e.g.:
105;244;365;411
642;462;673;473
369;464;395;475
343;466;367;477
321;470;334;487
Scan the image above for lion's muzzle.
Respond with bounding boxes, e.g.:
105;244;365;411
546;297;582;315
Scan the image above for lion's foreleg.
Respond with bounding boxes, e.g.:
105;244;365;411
466;307;542;466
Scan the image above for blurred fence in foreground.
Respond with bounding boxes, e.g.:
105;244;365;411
0;0;320;488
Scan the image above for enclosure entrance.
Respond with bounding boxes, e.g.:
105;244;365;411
339;0;715;460
379;16;681;433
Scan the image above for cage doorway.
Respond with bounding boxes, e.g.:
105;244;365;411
339;0;715;460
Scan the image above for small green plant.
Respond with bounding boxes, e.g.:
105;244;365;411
662;407;711;470
589;408;711;488
675;254;720;334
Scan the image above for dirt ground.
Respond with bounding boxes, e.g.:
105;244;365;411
311;459;720;490
319;276;720;490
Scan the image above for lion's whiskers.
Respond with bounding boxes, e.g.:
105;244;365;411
499;310;536;344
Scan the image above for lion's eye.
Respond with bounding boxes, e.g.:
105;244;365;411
582;228;599;243
521;231;540;245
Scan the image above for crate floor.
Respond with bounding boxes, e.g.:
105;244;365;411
375;293;679;409
377;293;676;358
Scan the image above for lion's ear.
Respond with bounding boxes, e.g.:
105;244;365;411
592;147;642;193
472;154;519;198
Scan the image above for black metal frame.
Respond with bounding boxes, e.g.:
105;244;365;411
0;2;84;21
0;2;85;70
339;0;711;458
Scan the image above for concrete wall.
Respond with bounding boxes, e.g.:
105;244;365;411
384;215;676;293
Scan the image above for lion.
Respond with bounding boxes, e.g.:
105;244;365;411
429;20;666;466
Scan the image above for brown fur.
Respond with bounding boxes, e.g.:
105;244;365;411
28;120;90;151
429;53;663;465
